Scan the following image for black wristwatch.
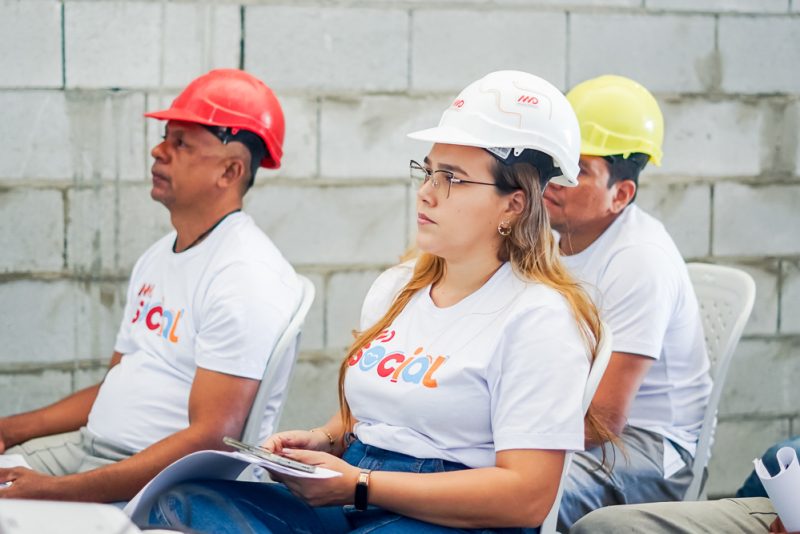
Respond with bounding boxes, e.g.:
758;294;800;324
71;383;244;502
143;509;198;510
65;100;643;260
354;469;372;511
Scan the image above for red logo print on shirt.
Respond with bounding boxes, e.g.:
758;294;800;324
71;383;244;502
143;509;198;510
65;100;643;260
131;283;184;344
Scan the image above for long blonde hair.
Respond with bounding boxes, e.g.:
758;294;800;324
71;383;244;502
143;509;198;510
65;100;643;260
337;158;616;448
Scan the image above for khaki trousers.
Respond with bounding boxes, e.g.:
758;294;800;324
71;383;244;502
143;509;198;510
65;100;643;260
5;427;135;476
571;497;776;533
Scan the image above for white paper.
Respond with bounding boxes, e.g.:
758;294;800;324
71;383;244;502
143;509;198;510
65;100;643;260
662;438;687;479
0;454;32;469
754;446;800;531
124;449;341;524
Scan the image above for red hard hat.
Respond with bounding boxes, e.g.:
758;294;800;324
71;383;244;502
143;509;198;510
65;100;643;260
145;69;285;169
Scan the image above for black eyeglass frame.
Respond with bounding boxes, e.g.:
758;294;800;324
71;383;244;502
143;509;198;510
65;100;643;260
409;159;503;199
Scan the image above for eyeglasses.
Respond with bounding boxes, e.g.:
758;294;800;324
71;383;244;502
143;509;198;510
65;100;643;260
409;160;499;199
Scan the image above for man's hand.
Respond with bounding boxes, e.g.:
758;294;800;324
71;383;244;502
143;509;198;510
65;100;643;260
0;467;61;500
770;516;800;533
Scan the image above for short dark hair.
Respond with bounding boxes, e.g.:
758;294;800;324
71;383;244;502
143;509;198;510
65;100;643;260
202;125;267;190
603;152;650;203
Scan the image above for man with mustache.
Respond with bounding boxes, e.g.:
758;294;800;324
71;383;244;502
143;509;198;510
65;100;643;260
544;75;713;530
0;69;302;502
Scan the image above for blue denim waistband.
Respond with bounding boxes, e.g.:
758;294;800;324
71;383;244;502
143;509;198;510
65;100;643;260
343;439;470;474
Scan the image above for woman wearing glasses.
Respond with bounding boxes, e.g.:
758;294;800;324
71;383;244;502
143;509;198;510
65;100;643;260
146;71;613;533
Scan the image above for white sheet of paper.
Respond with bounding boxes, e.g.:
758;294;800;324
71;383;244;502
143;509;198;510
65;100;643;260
124;449;341;524
754;446;800;531
662;438;687;479
0;454;32;469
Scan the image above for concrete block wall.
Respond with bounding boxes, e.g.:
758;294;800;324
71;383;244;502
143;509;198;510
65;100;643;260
0;0;798;498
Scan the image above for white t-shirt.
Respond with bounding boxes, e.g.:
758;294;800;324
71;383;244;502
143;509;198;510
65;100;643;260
88;212;302;452
559;204;712;455
345;262;590;468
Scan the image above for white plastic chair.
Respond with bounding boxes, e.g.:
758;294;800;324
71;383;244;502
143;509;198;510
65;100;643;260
240;274;316;444
539;322;613;534
683;263;755;501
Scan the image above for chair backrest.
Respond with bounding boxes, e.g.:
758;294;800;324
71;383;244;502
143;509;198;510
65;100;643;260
539;322;613;534
683;262;755;501
240;275;316;444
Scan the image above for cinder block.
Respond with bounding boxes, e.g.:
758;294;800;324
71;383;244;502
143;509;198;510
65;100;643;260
0;189;64;273
372;0;640;5
793;102;800;177
162;4;240;89
713;261;779;336
277;359;341;431
720;17;800;93
320;96;450;179
67;185;172;276
645;0;789;12
245;6;408;92
0;1;62;87
706;418;790;497
652;99;764;178
719;338;800;417
0;280;80;364
0;370;73;417
297;272;324;351
0;91;146;181
75;280;129;362
635;183;710;259
781;260;800;334
326;270;384;350
569;14;715;92
411;10;566;92
0;91;69;179
713;183;800;257
258;97;319;180
66;2;162;88
244;184;409;266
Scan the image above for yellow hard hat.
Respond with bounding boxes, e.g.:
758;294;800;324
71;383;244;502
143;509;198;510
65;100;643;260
567;75;664;166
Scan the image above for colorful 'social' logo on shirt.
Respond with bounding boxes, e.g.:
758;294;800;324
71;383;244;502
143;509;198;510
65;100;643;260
131;284;183;344
348;330;448;388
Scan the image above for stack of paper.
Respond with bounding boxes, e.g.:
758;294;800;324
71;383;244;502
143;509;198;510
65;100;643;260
754;446;800;531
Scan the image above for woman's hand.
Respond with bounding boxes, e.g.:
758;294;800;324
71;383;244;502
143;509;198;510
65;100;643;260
272;449;361;507
261;430;331;454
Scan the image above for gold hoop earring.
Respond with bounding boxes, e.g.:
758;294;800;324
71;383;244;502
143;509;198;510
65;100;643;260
498;221;512;237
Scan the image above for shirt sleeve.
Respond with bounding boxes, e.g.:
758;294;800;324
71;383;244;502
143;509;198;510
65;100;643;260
488;296;590;453
597;244;680;360
193;261;301;380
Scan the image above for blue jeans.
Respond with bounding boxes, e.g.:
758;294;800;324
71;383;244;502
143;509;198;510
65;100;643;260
145;440;531;534
737;435;800;498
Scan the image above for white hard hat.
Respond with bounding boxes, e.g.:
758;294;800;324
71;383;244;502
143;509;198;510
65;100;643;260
408;70;581;187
